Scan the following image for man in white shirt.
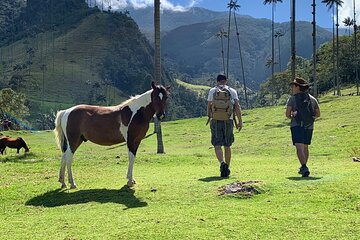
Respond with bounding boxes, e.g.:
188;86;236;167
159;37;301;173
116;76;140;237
207;74;243;177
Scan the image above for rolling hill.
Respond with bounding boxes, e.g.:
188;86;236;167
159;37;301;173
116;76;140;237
161;18;333;90
0;0;207;128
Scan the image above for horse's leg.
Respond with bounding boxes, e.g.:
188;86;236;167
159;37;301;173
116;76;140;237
66;150;77;189
126;150;136;187
59;150;68;188
65;136;82;189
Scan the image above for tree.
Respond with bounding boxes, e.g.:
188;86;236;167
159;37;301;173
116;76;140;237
354;0;359;95
226;0;236;78
312;0;318;97
290;0;296;81
274;30;284;72
154;0;164;154
231;1;249;108
215;29;228;75
0;88;29;120
263;0;283;104
343;17;354;36
322;0;344;96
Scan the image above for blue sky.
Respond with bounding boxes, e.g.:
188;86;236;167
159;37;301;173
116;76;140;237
174;0;358;28
106;0;359;28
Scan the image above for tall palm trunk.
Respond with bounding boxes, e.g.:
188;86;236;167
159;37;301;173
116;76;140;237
290;0;296;80
233;11;248;108
226;1;232;79
354;0;359;95
271;2;275;103
221;35;226;75
312;0;317;97
332;7;336;95
336;4;341;96
154;0;164;153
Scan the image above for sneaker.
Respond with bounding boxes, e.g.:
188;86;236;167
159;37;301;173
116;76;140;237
220;162;227;177
301;166;310;177
226;167;231;177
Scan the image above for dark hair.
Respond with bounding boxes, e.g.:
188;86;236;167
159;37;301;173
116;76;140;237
217;74;227;81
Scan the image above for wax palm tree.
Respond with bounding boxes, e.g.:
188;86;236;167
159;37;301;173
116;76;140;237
215;29;228;75
354;0;359;95
226;0;237;78
311;0;317;97
343;17;354;36
274;30;284;72
290;0;296;80
322;0;344;96
154;0;164;153
263;0;282;104
230;1;249;108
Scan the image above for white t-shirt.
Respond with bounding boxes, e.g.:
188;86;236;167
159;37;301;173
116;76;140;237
207;85;239;119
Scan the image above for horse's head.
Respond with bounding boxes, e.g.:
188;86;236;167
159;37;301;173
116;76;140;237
151;81;170;120
18;137;30;152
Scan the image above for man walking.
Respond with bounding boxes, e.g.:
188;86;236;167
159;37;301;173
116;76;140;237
285;77;320;177
207;74;242;177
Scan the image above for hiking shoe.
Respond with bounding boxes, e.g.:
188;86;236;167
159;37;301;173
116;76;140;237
298;165;310;177
220;162;227;177
301;166;310;177
226;167;231;177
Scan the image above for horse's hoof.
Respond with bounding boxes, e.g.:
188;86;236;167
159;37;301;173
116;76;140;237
70;184;77;189
127;180;136;187
61;183;67;189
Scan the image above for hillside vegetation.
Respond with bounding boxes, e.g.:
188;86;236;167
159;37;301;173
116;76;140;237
0;88;359;239
162;18;332;90
0;0;208;128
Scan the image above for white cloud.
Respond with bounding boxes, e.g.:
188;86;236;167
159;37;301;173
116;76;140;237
90;0;201;12
338;0;360;26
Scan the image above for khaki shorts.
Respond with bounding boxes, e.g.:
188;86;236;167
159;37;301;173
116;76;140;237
210;119;234;147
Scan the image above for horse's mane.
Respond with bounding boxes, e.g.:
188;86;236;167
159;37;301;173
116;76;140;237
118;90;152;108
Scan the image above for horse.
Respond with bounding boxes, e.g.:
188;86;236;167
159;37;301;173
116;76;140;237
0;137;30;154
53;82;170;189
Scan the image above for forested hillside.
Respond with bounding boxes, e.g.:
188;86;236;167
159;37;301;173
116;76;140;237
161;18;332;90
0;0;206;129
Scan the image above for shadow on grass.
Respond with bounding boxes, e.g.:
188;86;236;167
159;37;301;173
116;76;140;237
0;152;39;163
198;176;227;182
25;185;147;209
287;176;322;181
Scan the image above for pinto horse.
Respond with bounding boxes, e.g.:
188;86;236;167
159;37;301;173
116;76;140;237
54;82;170;189
0;137;30;154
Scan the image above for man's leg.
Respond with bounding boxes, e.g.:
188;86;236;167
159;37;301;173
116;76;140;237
303;144;309;165
224;146;231;166
295;143;310;177
214;146;224;163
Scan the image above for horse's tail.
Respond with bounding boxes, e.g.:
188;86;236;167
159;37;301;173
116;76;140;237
54;110;67;152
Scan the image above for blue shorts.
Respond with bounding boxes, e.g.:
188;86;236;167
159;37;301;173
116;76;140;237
291;126;313;145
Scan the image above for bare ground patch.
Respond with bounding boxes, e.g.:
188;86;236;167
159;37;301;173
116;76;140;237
218;180;264;198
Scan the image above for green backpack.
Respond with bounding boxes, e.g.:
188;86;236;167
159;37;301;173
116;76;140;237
211;88;233;121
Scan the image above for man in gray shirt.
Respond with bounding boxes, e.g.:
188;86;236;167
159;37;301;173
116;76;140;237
285;77;320;177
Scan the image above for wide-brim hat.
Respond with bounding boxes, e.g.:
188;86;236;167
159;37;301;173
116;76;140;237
290;77;310;88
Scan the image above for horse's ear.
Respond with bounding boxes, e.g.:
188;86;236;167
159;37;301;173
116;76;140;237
166;86;171;93
151;81;156;90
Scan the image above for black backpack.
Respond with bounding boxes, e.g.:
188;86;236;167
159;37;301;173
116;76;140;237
294;92;315;128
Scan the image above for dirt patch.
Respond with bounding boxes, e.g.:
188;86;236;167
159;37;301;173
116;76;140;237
218;180;263;197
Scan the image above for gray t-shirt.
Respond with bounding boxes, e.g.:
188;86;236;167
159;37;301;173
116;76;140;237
286;93;319;129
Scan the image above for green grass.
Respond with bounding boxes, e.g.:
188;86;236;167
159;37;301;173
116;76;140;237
176;79;210;96
1;88;360;239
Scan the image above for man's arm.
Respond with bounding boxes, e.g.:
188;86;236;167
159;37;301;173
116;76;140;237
233;100;242;131
207;101;212;118
314;107;320;118
285;106;292;119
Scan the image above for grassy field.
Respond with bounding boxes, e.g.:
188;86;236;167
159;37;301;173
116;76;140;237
0;89;360;239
